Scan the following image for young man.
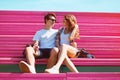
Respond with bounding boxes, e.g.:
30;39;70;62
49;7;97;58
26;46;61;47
19;13;58;74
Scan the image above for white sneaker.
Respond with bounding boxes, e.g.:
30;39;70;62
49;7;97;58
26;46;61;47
19;61;36;74
45;66;59;74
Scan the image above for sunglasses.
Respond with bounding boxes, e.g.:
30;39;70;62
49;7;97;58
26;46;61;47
48;18;56;22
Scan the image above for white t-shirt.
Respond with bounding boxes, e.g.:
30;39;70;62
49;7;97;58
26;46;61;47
33;29;58;48
60;28;70;45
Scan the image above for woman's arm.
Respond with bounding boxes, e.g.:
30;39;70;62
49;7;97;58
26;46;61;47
69;24;79;41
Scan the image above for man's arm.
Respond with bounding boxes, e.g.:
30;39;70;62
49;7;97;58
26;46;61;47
33;41;39;52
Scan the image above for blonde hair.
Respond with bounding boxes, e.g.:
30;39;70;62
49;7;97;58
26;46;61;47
64;14;80;39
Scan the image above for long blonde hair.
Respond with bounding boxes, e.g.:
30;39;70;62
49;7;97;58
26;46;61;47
64;14;80;39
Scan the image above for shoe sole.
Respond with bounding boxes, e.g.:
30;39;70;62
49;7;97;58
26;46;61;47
19;61;31;73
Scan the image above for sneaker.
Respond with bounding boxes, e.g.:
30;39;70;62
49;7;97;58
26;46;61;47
45;66;59;74
19;61;36;74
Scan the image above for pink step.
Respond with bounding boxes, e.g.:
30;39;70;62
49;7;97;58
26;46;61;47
0;11;120;24
67;72;120;80
0;73;66;80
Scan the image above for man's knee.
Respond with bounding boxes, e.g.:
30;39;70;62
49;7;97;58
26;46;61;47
25;46;35;55
50;47;59;56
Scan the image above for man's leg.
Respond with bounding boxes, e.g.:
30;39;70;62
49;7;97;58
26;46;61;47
25;46;36;67
19;46;37;73
46;47;59;69
45;44;67;73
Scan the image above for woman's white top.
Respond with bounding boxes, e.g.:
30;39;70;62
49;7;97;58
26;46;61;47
60;28;70;45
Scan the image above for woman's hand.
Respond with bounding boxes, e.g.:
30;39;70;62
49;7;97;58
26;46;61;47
69;24;79;41
75;24;78;29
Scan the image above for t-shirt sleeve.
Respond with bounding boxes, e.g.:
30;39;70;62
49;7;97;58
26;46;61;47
33;31;41;41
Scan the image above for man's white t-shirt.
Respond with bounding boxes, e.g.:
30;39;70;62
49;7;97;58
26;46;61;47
33;29;58;48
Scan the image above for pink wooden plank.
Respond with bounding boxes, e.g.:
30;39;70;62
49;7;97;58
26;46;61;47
1;23;120;31
0;10;120;17
0;50;120;56
0;73;66;80
1;11;120;24
1;53;120;58
67;72;120;80
1;57;120;66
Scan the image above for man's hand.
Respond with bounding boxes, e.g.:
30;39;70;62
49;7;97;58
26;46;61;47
33;45;39;52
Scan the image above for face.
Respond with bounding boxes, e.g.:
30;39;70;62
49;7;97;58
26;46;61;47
63;15;77;29
63;18;69;28
48;16;56;22
46;16;56;25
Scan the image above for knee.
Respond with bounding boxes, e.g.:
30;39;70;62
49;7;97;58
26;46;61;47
50;47;59;57
61;44;67;50
71;42;77;48
25;46;34;55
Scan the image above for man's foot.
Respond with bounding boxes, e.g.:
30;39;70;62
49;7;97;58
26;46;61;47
19;61;36;74
45;66;59;74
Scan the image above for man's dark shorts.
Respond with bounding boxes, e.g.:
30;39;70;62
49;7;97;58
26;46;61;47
23;48;52;59
36;48;52;58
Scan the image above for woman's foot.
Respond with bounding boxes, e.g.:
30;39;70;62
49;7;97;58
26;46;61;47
45;66;59;74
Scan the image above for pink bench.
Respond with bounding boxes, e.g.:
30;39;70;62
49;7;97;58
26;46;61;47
67;72;120;80
0;72;120;80
0;73;66;80
0;10;120;67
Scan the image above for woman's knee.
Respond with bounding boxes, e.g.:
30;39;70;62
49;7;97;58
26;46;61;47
61;44;68;50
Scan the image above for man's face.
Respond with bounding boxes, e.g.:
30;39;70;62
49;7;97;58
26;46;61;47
46;16;56;26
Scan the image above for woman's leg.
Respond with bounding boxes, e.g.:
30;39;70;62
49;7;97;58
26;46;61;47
64;56;79;73
45;44;78;73
54;44;78;69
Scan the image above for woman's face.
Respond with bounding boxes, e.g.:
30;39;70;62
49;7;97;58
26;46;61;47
63;15;76;29
63;18;69;28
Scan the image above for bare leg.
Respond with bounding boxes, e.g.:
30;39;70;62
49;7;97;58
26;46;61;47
45;44;79;73
64;56;78;72
54;44;78;69
54;44;67;69
46;47;59;68
70;42;77;48
19;46;38;73
25;46;36;67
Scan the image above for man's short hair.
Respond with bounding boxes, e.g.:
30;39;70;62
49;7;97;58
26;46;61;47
44;13;56;23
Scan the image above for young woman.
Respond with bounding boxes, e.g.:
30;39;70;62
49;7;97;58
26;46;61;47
45;14;80;74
